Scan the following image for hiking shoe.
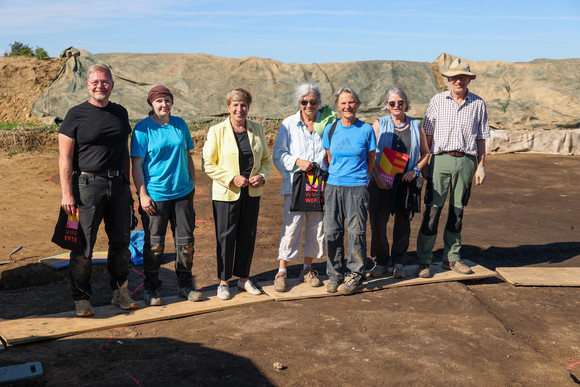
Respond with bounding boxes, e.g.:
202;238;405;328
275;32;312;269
144;286;162;306
299;267;323;287
274;272;288;292
393;263;407;279
326;278;342;293
178;286;203;302
111;283;139;310
238;279;262;295
415;264;432;278
442;260;473;275
337;273;364;295
369;264;388;278
75;300;94;317
217;284;231;300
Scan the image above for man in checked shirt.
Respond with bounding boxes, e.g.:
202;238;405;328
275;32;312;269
415;58;489;278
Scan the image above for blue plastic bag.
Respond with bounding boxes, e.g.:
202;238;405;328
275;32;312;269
129;229;145;265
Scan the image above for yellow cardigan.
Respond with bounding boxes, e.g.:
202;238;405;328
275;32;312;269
202;118;272;202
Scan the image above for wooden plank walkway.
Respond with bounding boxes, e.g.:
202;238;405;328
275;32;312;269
0;289;272;347
496;267;580;287
260;259;496;301
0;259;496;347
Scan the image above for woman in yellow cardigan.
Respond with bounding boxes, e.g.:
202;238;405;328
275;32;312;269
203;88;272;300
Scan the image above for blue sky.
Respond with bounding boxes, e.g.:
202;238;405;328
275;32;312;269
1;0;579;64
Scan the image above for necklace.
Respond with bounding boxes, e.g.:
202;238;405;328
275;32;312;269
392;115;407;129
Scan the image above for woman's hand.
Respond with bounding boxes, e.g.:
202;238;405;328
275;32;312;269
402;170;416;182
295;159;313;172
249;174;264;188
232;175;250;188
140;194;157;215
376;175;391;190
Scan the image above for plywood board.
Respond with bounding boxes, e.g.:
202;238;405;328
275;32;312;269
0;289;272;346
39;251;108;270
260;260;496;301
496;267;580;287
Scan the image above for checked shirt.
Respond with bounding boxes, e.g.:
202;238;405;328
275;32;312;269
423;89;490;156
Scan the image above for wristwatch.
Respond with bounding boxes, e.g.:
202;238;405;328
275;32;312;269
413;166;421;177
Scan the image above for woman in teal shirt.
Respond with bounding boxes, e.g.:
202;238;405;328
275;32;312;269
131;85;202;306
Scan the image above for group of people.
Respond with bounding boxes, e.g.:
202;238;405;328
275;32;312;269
58;58;489;317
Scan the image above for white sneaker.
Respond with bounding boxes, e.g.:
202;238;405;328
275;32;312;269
217;284;231;300
237;279;262;295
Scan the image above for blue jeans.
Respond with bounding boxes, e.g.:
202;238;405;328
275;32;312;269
140;189;196;289
324;184;369;281
70;173;131;301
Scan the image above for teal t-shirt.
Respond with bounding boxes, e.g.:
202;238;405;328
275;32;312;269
322;119;376;186
131;116;194;201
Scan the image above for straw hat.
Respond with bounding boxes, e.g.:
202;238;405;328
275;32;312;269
442;58;476;79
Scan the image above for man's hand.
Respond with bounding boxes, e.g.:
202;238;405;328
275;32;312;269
61;193;76;216
475;166;486;185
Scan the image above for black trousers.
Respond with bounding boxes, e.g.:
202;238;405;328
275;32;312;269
368;180;411;266
140;189;195;288
212;187;260;281
70;173;131;300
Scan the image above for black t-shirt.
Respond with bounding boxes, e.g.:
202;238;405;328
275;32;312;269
391;127;411;172
59;101;131;172
233;130;254;178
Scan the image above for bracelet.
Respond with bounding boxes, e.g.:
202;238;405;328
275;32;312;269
413;166;421;177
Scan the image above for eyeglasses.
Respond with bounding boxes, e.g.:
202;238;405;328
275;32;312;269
388;100;406;107
300;99;319;106
448;75;470;82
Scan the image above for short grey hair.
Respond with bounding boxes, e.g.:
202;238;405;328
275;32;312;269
382;87;410;112
293;82;322;107
334;86;361;106
87;63;113;82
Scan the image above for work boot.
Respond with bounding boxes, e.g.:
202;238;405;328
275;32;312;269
393;263;407;279
326;277;342;293
442;260;473;275
178;285;204;302
111;282;139;310
299;267;322;287
369;264;388;278
415;264;432;278
144;284;162;306
75;300;94;317
337;273;364;295
274;272;287;292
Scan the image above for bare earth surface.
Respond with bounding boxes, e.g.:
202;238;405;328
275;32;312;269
0;150;579;385
0;57;65;124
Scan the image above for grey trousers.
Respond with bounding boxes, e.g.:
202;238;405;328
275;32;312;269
324;184;369;281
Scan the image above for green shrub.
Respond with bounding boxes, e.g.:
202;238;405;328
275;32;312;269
5;41;48;58
34;46;48;59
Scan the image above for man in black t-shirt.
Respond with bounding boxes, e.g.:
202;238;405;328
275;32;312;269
59;63;138;317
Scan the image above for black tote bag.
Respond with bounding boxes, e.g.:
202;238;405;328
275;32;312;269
51;205;95;257
290;163;327;212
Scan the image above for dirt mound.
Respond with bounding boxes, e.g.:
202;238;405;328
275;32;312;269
0;56;65;123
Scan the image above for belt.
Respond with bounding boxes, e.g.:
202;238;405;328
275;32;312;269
79;170;123;178
442;151;466;157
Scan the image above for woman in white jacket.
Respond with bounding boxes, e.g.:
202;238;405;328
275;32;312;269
272;83;336;292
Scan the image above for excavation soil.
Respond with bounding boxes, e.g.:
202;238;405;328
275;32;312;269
0;150;579;386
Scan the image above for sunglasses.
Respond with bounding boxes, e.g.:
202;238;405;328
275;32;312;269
300;99;319;106
388;100;406;107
